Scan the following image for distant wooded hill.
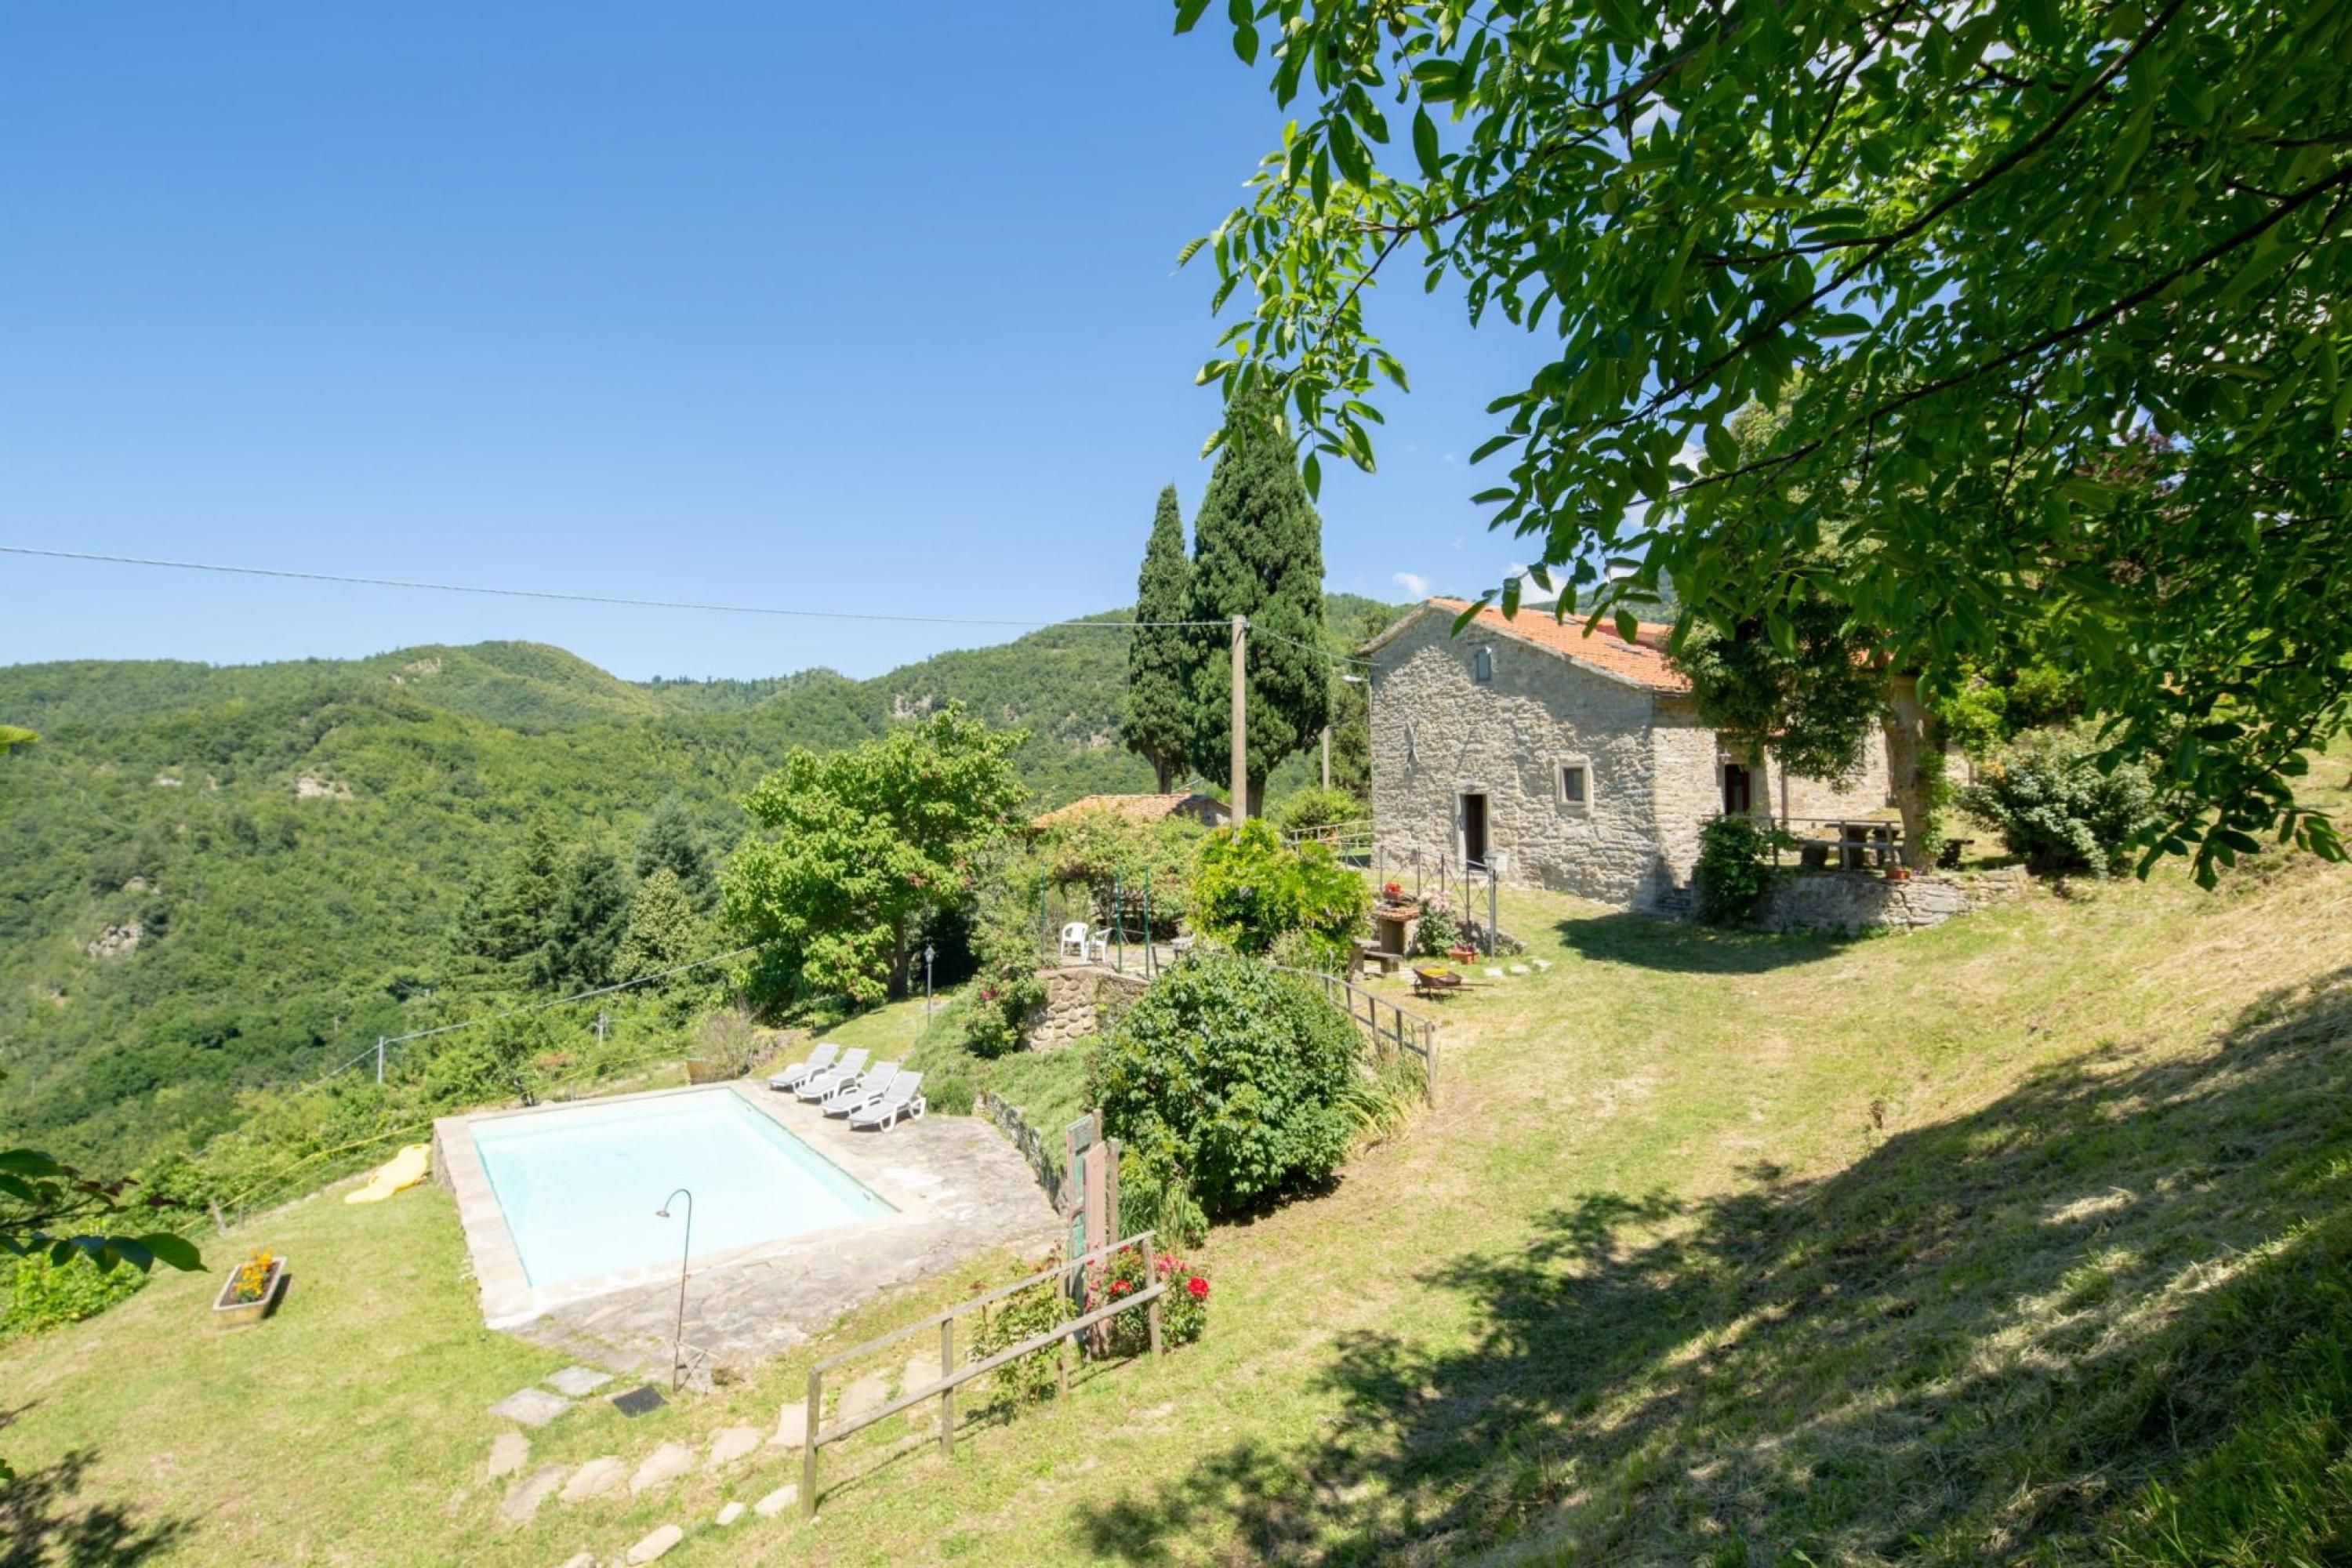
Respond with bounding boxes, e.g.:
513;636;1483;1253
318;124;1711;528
0;595;1395;1167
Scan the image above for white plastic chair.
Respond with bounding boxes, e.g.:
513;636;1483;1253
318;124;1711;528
1059;921;1091;960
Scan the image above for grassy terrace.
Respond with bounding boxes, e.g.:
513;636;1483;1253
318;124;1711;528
5;789;2350;1563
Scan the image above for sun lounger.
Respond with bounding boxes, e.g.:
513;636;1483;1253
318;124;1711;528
848;1071;925;1131
794;1047;869;1102
820;1061;896;1116
768;1041;839;1092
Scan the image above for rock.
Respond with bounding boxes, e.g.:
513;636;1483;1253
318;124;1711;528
705;1426;761;1470
554;1554;597;1568
714;1501;746;1526
497;1464;567;1527
1483;966;1506;979
626;1523;684;1563
630;1442;695;1494
753;1483;799;1519
560;1456;626;1504
546;1366;615;1397
1530;957;1552;971
836;1372;889;1425
768;1401;808;1450
83;923;142;960
490;1388;574;1428
487;1431;531;1480
1508;963;1530;975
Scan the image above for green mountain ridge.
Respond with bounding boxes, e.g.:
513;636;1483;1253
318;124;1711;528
0;595;1397;1169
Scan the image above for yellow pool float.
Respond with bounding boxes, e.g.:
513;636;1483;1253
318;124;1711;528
345;1143;431;1204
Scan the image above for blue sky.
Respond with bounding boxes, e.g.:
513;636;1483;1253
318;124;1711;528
1;3;1546;681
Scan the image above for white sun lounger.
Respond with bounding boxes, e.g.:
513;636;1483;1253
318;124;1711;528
849;1071;925;1131
768;1040;839;1092
794;1047;869;1102
820;1060;896;1116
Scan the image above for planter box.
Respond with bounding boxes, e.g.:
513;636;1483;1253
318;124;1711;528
212;1257;289;1327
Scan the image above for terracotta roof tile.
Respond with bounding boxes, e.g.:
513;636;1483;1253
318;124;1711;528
1422;597;1690;693
1031;792;1230;829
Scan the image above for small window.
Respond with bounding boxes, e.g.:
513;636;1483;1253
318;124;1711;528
1558;759;1592;810
1472;646;1494;684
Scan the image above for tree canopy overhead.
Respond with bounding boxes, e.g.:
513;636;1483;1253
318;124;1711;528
1178;0;2352;879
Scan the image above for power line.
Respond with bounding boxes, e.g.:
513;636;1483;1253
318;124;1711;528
1248;623;1375;668
314;945;757;1083
0;545;1226;631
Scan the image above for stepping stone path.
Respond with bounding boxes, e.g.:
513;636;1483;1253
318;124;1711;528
768;1400;808;1450
715;1501;746;1526
555;1554;596;1568
902;1352;941;1427
1508;963;1530;975
626;1523;684;1563
496;1463;566;1526
560;1456;626;1504
490;1387;573;1427
486;1431;530;1480
1483;966;1507;979
630;1442;695;1494
753;1483;799;1519
705;1426;762;1470
836;1371;889;1425
546;1365;615;1398
1531;957;1552;971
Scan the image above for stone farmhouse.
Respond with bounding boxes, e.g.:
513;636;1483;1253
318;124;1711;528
1364;597;1890;913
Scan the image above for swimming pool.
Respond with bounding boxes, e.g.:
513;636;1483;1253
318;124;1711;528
471;1091;896;1287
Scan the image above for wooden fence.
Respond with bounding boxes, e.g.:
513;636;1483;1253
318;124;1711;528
800;1230;1167;1519
1269;963;1439;1106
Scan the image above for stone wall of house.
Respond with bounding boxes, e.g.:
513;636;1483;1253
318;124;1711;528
1369;615;1673;909
1026;964;1149;1050
1769;742;1893;822
1649;699;1724;907
1757;870;1971;933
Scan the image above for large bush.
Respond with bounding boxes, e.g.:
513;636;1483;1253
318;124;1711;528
1189;819;1370;957
1694;815;1779;926
1271;785;1365;836
963;838;1049;1059
1093;954;1359;1217
1962;729;2159;875
1040;808;1203;938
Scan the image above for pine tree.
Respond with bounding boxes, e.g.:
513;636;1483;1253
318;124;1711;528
1185;420;1330;816
533;844;630;993
1121;485;1194;793
633;797;714;909
454;818;567;981
613;866;706;983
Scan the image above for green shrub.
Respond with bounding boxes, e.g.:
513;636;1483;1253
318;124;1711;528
1409;891;1461;956
1694;815;1779;926
2;1251;148;1339
1040;808;1203;938
1093;954;1359;1217
967;1276;1072;1407
964;839;1049;1059
1271;785;1365;835
1189;820;1370;957
1961;728;2160;874
925;1074;975;1117
1268;927;1348;975
1116;1143;1207;1250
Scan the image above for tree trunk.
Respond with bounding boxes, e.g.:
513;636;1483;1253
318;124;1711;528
1880;675;1943;870
1245;779;1266;821
1152;754;1176;793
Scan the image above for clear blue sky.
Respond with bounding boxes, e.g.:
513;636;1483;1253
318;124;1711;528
1;3;1544;681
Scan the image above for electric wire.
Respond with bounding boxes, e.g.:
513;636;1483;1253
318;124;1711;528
0;545;1228;630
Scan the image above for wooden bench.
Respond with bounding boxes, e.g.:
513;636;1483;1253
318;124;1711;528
1353;941;1406;977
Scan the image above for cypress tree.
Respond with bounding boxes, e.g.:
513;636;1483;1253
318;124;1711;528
1121;485;1194;793
534;843;631;993
1185;420;1330;817
634;797;715;910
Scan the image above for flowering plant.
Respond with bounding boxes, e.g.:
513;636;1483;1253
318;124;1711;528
1381;880;1404;900
1087;1244;1208;1357
227;1250;279;1305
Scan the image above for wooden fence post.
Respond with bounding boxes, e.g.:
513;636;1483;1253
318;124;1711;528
1147;1285;1163;1358
939;1318;955;1457
1058;1334;1073;1399
803;1366;822;1519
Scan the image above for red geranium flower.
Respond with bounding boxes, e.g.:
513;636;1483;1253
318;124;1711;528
1186;1276;1209;1300
1110;1278;1129;1294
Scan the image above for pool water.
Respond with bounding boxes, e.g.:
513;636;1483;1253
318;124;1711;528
472;1091;895;1287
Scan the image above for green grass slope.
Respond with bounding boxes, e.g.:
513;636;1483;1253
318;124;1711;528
3;833;2348;1565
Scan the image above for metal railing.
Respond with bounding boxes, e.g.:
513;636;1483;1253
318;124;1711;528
1363;843;1501;958
800;1230;1167;1519
1284;818;1375;862
1269;963;1439;1106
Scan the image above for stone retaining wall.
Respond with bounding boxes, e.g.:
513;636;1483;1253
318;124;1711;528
1756;869;1972;934
1026;964;1149;1051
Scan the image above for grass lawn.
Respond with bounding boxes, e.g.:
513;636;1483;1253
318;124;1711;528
6;776;2352;1563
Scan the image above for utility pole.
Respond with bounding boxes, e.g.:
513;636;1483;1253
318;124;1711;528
595;1011;608;1047
1320;725;1331;789
1229;614;1248;824
375;1036;385;1085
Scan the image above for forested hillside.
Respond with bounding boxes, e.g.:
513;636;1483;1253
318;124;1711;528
0;594;1392;1171
0;598;1393;1171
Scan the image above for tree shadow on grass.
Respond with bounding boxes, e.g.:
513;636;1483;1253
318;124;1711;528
1554;911;1854;975
0;1448;189;1568
1079;967;2352;1564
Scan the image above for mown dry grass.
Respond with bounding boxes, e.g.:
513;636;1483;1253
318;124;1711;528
5;776;2351;1565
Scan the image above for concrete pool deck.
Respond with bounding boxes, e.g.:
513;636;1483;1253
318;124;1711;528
434;1082;1062;1381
